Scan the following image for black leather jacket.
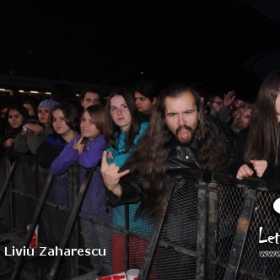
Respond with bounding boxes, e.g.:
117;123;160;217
108;140;203;207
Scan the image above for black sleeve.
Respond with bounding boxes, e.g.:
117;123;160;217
107;172;145;207
37;141;63;169
226;129;248;177
263;163;280;192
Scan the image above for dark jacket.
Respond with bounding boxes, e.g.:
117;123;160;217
0;126;22;157
36;134;69;207
109;141;202;207
37;134;67;169
263;162;280;192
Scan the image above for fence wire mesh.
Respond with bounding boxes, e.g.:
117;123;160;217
1;156;280;280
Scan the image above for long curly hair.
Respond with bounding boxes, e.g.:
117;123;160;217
122;84;228;217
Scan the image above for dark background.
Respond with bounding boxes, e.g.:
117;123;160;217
0;1;280;99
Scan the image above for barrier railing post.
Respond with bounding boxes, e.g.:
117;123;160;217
10;172;54;280
206;180;219;280
223;187;257;280
195;179;208;280
68;165;80;278
0;160;17;232
124;204;130;271
47;168;95;280
139;179;176;280
0;161;17;208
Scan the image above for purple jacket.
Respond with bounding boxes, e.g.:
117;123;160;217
50;135;109;219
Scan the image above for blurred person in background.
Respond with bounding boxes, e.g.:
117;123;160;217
80;89;102;109
23;97;38;119
133;80;158;122
14;99;59;155
0;104;28;156
231;103;253;135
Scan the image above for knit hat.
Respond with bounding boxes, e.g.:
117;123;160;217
38;99;59;111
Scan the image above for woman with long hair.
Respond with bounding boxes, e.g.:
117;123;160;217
236;71;280;191
103;88;152;273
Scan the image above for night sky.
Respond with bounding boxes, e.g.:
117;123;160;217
0;1;280;98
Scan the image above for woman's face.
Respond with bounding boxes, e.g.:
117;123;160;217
80;111;100;138
276;95;280;122
110;95;132;132
8;109;24;129
38;107;50;124
52;109;71;136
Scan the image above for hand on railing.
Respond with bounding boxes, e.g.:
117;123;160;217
236;160;268;180
212;171;267;191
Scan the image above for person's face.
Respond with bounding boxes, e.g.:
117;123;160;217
38;107;50;124
80;111;100;138
165;91;199;144
134;91;154;115
52;109;71;136
8;109;24;129
211;96;223;112
23;103;35;117
239;108;252;129
275;95;280;122
110;95;132;132
234;99;245;109
234;107;252;129
81;92;100;109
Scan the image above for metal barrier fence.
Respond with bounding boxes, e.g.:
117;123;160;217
0;155;82;280
0;155;280;280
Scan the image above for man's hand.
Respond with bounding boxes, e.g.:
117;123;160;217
101;151;130;197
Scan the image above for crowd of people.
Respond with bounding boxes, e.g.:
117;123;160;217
0;72;279;277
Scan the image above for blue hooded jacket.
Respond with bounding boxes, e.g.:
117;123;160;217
107;122;153;236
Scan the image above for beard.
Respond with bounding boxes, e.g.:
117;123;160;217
175;125;194;144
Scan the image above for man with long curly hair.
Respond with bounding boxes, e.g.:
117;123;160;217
101;84;232;278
